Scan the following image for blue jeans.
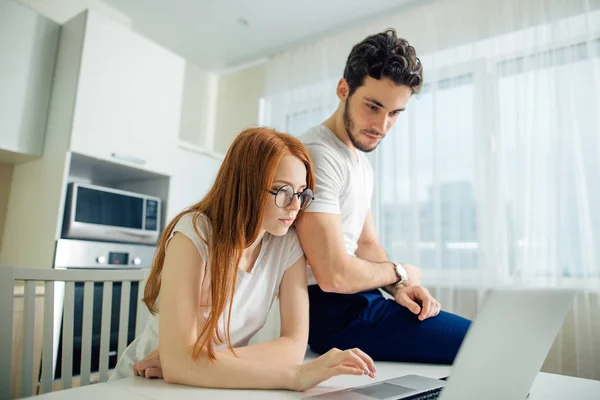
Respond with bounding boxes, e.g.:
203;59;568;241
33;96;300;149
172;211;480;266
308;285;471;364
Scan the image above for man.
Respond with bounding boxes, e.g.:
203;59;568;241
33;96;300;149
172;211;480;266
296;29;470;364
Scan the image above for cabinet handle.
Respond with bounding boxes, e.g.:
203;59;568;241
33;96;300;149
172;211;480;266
110;152;147;165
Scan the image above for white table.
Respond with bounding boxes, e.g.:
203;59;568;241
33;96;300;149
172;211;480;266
25;358;600;400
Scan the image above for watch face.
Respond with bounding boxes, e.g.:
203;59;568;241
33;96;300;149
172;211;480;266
395;263;407;281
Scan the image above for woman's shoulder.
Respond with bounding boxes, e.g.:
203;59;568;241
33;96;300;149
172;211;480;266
174;212;210;236
264;227;304;270
268;226;299;247
169;212;211;257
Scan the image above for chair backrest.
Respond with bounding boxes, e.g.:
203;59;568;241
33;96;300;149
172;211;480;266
0;266;149;399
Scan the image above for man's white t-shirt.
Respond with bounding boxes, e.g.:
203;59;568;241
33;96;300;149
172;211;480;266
110;212;303;380
300;125;374;285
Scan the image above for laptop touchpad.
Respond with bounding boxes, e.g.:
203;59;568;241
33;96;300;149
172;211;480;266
353;383;414;399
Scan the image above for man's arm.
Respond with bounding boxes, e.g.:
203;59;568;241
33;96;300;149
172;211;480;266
355;210;421;296
295;211;398;294
354;210;441;320
295;145;397;293
297;210;439;320
355;210;389;262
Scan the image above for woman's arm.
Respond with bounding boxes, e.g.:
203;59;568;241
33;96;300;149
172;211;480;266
157;234;375;390
158;233;289;388
227;255;309;365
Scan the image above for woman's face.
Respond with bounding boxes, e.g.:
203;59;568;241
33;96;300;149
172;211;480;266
262;155;308;236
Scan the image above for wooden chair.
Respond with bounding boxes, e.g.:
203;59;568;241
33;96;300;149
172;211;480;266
0;266;149;399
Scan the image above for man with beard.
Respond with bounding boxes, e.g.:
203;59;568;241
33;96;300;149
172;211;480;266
296;29;471;364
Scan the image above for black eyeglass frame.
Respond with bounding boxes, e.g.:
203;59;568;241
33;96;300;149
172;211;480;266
267;185;314;210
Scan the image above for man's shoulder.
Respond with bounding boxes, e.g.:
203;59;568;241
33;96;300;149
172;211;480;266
299;125;346;162
299;125;330;146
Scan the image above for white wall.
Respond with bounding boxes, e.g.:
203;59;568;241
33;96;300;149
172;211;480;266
213;63;266;154
0;164;13;249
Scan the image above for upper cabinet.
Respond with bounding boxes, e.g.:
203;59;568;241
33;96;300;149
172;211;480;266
178;63;222;157
62;10;185;175
0;1;59;164
166;147;221;222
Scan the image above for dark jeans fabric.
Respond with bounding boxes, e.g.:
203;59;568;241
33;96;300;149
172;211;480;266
308;285;471;364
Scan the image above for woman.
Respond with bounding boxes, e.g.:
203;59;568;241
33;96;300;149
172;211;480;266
110;127;376;391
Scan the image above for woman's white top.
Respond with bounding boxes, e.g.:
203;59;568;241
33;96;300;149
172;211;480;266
110;212;303;380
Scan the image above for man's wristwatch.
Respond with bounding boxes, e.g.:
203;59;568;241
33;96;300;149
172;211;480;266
393;262;408;285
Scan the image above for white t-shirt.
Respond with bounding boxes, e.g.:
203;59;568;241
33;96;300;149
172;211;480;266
110;212;304;380
300;125;374;285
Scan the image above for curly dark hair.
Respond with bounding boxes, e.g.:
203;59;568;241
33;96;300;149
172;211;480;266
343;29;423;96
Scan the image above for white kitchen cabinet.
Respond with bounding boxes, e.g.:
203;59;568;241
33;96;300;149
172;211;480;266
65;10;185;175
1;9;186;273
166;147;222;222
179;63;218;152
0;1;59;164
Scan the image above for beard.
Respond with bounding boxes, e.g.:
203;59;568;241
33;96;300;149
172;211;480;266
343;99;383;153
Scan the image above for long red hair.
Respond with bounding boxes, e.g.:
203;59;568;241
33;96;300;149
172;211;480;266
142;127;315;360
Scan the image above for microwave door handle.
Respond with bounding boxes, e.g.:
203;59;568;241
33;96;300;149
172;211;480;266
114;230;157;237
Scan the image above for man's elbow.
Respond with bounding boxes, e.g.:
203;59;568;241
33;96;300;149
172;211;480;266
309;255;357;294
315;273;353;294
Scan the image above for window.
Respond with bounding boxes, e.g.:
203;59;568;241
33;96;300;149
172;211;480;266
376;74;477;270
498;39;600;278
262;21;600;281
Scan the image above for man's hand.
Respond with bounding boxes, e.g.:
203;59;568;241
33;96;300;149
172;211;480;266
394;285;441;321
133;348;163;379
402;263;421;287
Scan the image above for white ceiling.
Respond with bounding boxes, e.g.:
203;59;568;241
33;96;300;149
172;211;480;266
95;0;416;71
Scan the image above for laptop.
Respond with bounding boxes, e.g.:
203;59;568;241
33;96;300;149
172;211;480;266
305;288;578;400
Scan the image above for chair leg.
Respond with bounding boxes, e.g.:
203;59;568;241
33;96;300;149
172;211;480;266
0;267;16;400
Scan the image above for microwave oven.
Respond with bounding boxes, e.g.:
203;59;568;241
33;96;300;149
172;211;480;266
62;183;161;245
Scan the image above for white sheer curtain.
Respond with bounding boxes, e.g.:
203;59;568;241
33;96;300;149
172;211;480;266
261;0;600;379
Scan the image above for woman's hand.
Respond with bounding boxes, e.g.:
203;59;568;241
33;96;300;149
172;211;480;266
288;348;376;391
133;349;163;379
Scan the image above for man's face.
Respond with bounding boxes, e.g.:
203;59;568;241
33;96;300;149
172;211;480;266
343;76;413;153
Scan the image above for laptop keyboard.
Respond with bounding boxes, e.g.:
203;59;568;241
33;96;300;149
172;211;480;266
404;387;443;400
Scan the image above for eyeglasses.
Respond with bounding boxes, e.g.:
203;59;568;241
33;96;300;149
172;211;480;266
268;185;314;210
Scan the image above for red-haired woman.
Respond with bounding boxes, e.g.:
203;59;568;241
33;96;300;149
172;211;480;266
110;128;375;391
